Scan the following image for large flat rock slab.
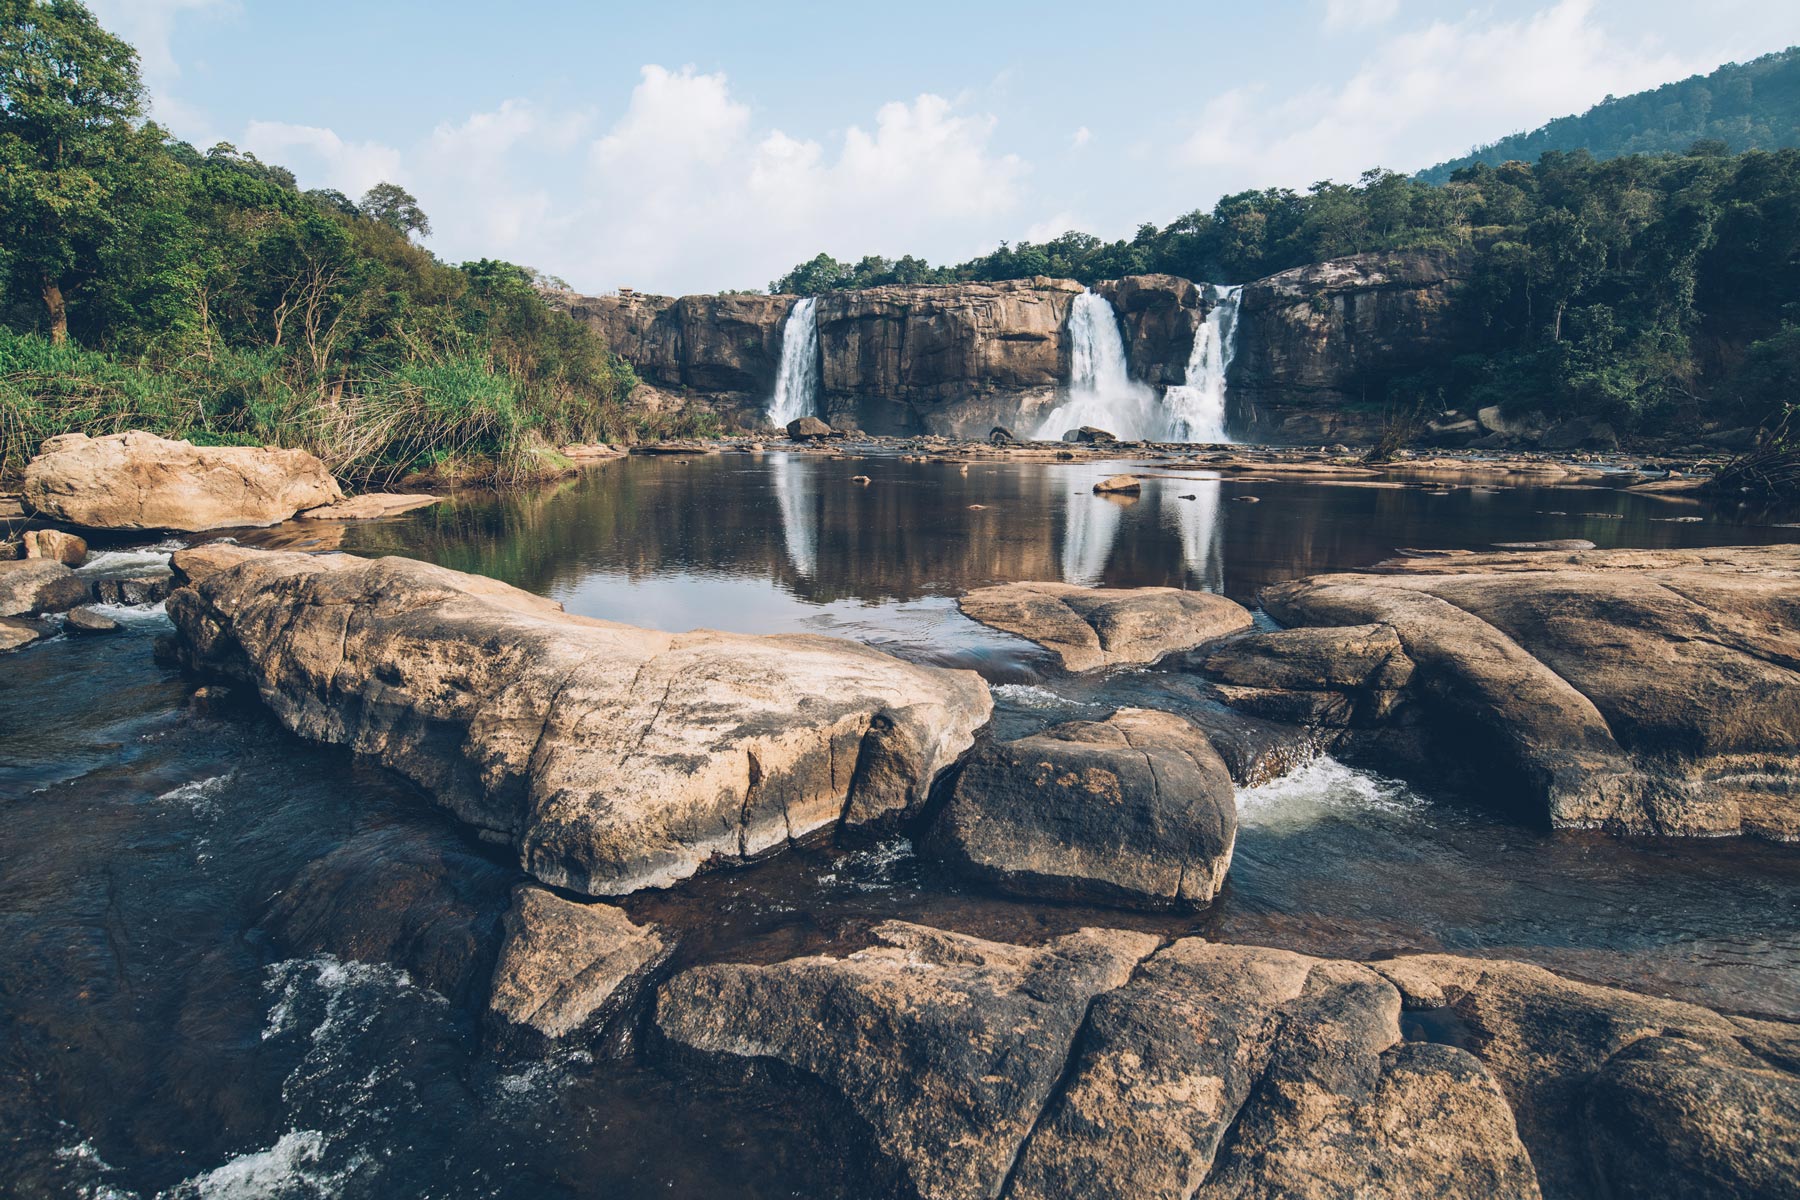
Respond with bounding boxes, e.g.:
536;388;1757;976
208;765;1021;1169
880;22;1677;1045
1255;544;1800;837
23;430;342;531
163;548;992;894
958;582;1252;671
660;926;1799;1200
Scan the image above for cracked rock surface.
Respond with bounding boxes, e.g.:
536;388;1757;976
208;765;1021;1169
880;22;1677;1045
957;581;1252;672
162;547;992;895
658;925;1800;1200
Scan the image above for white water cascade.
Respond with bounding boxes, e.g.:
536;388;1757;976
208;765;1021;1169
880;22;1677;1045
1162;285;1242;443
1032;291;1160;441
767;297;822;427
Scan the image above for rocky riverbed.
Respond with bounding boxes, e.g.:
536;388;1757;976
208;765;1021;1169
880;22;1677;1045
2;431;1798;1199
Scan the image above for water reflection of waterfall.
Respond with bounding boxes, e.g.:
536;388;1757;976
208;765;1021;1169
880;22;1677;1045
1060;466;1126;585
771;453;818;577
1162;285;1241;443
1163;477;1224;590
1033;291;1160;441
767;297;821;426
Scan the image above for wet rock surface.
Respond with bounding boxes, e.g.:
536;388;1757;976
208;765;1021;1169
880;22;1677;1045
958;581;1253;672
933;708;1237;908
659;925;1796;1200
23;431;342;531
63;605;120;635
0;614;42;651
163;547;993;895
298;493;441;520
0;559;92;616
1198;622;1414;727
1255;544;1800;836
488;884;670;1040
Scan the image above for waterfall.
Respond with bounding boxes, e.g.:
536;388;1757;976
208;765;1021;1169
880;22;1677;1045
1161;284;1241;443
767;297;821;426
1032;291;1159;441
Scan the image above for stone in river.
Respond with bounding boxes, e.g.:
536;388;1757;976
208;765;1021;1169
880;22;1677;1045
1092;474;1141;494
958;581;1252;672
488;884;669;1039
23;430;342;531
0;560;93;616
21;528;87;566
163;547;992;895
63;605;120;634
932;708;1236;908
785;416;834;440
0;616;42;651
1062;426;1117;444
298;493;441;521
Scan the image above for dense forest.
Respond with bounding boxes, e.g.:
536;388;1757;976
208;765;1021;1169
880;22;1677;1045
773;148;1800;434
1420;47;1800;184
0;0;700;481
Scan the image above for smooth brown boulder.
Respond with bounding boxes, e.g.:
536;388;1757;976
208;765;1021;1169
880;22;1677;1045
298;493;440;521
1092;473;1142;494
785;415;834;439
163;548;992;895
958;581;1252;671
933;708;1236;908
1199;622;1414;727
1260;545;1800;836
488;884;669;1039
21;528;87;566
656;922;1159;1200
22;431;342;531
0;560;92;616
63;605;119;634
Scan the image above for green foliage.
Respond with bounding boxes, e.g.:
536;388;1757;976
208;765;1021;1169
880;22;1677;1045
1421;48;1800;184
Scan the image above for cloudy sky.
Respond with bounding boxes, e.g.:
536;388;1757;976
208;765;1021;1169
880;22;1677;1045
90;0;1800;295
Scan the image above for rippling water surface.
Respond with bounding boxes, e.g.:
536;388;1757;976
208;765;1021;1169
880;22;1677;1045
4;452;1798;1198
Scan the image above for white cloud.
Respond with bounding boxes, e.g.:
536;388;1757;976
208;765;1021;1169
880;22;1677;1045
240;120;403;198
87;0;235;140
1323;0;1400;31
1071;126;1092;148
1181;0;1707;183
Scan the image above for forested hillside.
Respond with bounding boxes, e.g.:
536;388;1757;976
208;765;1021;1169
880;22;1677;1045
0;0;685;482
1419;48;1800;184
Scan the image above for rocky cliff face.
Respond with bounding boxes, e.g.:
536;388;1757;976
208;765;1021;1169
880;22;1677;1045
1095;274;1206;388
1230;249;1477;443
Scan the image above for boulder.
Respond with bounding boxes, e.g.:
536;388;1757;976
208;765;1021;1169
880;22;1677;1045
163;548;992;895
1063;426;1117;444
988;425;1018;444
94;574;174;606
933;708;1236;908
1092;474;1141;494
488;884;669;1039
656;922;1160;1200
21;528;87;566
785;416;834;440
63;605;119;635
0;560;92;616
958;581;1253;672
0;616;42;651
1198;623;1414;727
1260;544;1800;836
298;493;441;521
22;431;343;531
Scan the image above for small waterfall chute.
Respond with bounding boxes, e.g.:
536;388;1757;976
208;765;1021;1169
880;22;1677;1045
1032;291;1160;441
1161;284;1241;443
767;297;821;427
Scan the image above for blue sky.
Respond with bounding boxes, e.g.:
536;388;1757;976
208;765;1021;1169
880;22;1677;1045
88;0;1800;294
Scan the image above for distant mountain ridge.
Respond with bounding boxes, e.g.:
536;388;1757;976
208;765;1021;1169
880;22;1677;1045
1419;47;1800;183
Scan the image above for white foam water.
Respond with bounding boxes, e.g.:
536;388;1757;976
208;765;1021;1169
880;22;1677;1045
1033;291;1161;441
767;296;822;427
1236;757;1429;829
1162;284;1241;442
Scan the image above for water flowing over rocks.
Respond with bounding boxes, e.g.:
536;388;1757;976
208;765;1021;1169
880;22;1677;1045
23;431;343;531
1244;544;1800;836
932;708;1237;908
658;924;1795;1200
161;547;993;894
488;884;670;1040
958;582;1253;671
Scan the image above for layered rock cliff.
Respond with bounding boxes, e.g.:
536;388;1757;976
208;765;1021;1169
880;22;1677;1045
564;253;1472;442
1230;249;1478;442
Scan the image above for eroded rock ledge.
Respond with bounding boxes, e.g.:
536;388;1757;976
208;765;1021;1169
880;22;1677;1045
162;546;992;894
657;923;1800;1200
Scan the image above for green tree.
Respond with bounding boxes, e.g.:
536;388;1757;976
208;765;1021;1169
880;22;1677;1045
359;181;431;238
0;0;152;342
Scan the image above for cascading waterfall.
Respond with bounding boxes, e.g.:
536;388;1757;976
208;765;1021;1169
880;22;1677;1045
1032;291;1160;441
1161;284;1241;443
767;297;821;426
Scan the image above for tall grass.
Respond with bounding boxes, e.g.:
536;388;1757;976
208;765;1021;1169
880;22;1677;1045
0;329;716;483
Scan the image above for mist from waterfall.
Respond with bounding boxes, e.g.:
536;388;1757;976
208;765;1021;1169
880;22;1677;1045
767;297;821;426
1162;285;1242;443
1032;291;1160;441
